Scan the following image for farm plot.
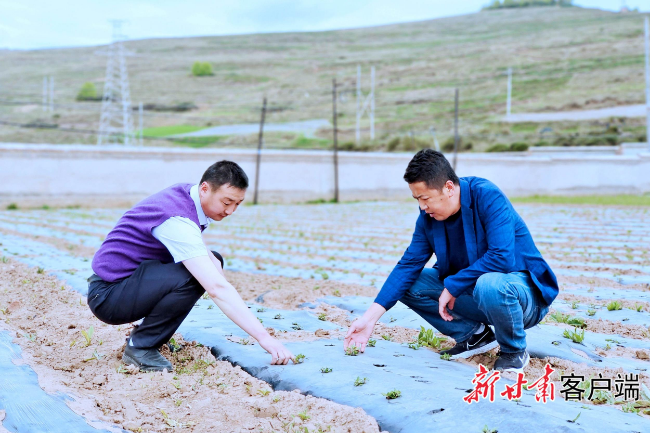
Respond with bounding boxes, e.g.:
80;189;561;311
0;202;649;432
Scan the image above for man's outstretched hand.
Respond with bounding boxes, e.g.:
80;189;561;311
344;316;375;353
258;335;296;365
439;288;456;321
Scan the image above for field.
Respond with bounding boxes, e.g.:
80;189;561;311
1;200;650;432
1;6;649;150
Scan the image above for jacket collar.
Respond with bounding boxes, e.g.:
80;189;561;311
459;178;478;264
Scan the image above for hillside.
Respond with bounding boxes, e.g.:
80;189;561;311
0;6;648;151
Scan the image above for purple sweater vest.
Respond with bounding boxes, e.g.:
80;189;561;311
92;183;203;282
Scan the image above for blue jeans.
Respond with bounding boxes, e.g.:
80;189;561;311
400;268;549;353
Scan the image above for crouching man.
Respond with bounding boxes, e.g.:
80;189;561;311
88;160;294;371
345;150;558;372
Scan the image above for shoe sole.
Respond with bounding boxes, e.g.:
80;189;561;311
497;352;530;374
122;353;173;373
450;340;499;360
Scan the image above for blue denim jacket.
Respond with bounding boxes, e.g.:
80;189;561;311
374;177;559;310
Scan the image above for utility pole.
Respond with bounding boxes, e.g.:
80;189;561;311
332;78;339;203
42;76;48;111
453;88;460;171
98;20;134;146
429;126;441;152
645;17;650;151
253;97;267;205
506;67;512;118
355;65;375;143
138;101;143;146
49;75;54;112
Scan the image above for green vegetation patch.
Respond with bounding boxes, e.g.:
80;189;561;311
142;125;206;137
171;136;226;148
511;195;650;206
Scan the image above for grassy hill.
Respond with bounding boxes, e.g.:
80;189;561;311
0;6;648;151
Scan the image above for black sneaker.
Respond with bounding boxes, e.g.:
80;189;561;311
440;325;498;359
494;350;530;373
123;344;173;372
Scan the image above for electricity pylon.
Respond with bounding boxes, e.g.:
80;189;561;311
97;20;135;146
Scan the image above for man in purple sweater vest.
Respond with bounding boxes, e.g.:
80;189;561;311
88;160;295;371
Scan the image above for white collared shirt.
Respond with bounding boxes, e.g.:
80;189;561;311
151;184;213;263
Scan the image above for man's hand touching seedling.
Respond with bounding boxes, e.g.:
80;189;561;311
344;303;386;353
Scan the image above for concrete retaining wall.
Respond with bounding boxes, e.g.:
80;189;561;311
1;143;649;207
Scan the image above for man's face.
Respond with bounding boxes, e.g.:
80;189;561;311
409;180;459;221
199;182;246;221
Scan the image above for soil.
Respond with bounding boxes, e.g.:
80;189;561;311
0;259;383;433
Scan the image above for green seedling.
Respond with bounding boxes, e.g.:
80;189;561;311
258;317;263;324
482;426;498;433
207;305;214;310
294;353;306;364
274;314;283;319
568;412;581;423
168;338;181;353
291;322;303;330
382;389;401;399
333;289;341;297
81;326;94;346
381;334;392;341
318;313;327;321
549;312;570;323
566;317;587;329
320;367;332;373
604;343;611;350
116;364;128;374
272;396;281;403
635;304;644;312
239;338;250;345
296;409;310;421
563;328;585;344
175;399;183;407
23;333;37;342
418;326;447;349
367;339;377;347
389;317;397;323
172;381;181;390
606;301;622;311
201;293;210;300
354;376;367;386
440;353;452;361
345;346;360;356
257;307;266;313
83;349;104;362
587;309;596;316
70;339;76;348
571;301;579;309
1;257;9;264
621;402;640;414
37;267;45;274
258;389;270;396
407;341;421;350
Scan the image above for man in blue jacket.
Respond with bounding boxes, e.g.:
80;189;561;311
344;149;558;372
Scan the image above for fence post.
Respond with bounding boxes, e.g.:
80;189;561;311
253;97;267;205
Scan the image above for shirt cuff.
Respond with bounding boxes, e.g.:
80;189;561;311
443;276;468;298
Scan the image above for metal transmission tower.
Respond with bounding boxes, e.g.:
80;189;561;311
97;20;136;146
356;65;375;143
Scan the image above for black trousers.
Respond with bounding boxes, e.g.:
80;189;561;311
88;251;223;349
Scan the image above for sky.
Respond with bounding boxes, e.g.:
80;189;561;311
0;0;648;50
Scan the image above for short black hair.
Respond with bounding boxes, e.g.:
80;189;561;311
403;149;459;190
200;160;249;190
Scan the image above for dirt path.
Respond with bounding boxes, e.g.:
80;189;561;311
504;104;646;123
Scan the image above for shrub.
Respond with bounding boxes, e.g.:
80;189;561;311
191;61;214;77
76;82;100;101
486;144;509;153
534;141;550;147
509;142;529;152
441;137;471;153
